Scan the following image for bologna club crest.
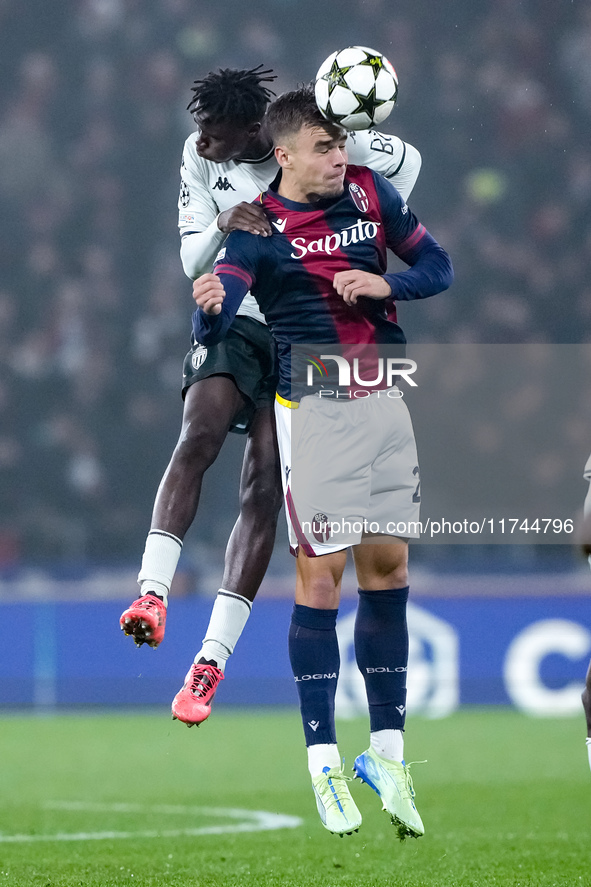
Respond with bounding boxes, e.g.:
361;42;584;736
349;182;369;213
312;512;331;543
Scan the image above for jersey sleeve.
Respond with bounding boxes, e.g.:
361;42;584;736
370;171;454;301
178;135;226;279
191;231;261;345
345;129;421;201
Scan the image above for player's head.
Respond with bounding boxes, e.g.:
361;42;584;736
266;86;348;202
188;65;276;163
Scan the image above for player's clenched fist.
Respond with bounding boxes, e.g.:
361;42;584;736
193;273;226;315
333;270;392;305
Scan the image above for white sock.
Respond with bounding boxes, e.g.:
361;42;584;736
307;743;341;778
195;590;252;671
137;530;183;607
370;729;404;763
586;737;591;772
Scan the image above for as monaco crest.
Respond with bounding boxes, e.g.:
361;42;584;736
191;345;208;371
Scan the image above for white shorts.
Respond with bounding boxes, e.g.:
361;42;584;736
275;390;421;556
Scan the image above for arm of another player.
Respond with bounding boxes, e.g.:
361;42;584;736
178;137;272;279
181;205;272;279
345;130;421;202
178;137;225;278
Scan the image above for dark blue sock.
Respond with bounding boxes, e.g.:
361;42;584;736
354;586;409;732
288;604;339;747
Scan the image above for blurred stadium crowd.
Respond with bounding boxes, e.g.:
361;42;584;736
0;0;590;566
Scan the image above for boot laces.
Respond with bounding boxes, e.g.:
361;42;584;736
401;761;427;800
137;596;163;612
188;663;224;698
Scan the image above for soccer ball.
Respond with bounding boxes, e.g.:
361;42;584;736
314;46;398;131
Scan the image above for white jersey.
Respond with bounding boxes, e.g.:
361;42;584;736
584;452;591;518
178;128;421;323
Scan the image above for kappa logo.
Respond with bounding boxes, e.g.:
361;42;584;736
212;176;236;191
272;218;287;233
308;720;320;732
191;345;208;371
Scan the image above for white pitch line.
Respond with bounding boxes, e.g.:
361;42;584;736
0;802;302;843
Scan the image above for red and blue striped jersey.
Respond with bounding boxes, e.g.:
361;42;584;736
193;165;453;399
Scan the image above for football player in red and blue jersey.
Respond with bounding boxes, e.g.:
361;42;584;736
192;86;453;838
120;65;424;732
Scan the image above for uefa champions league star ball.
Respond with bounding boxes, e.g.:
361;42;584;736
314;46;398;131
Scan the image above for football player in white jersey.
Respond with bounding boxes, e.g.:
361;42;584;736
120;65;422;725
581;454;591;768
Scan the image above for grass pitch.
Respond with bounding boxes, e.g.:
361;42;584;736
0;708;588;886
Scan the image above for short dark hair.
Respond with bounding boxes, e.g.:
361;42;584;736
187;65;276;127
265;85;344;145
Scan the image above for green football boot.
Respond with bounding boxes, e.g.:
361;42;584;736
354;747;424;840
311;764;362;836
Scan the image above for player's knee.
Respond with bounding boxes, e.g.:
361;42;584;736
299;575;340;609
174;423;224;471
376;547;409;588
239;472;283;520
388;561;409;588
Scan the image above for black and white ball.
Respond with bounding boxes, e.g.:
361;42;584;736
314;46;398;131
